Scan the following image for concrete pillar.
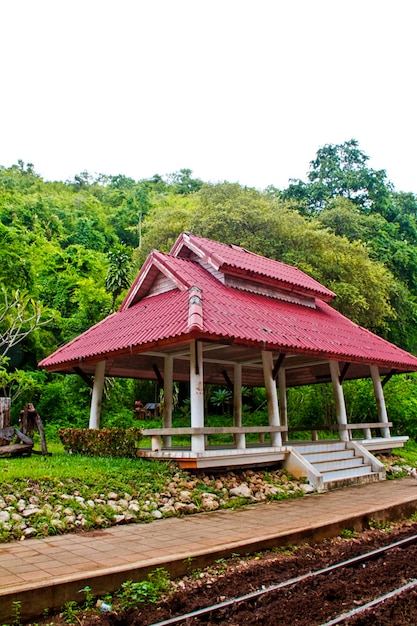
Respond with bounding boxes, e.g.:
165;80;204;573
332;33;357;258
233;363;245;449
329;360;348;442
262;350;282;446
370;365;391;438
163;355;173;448
190;340;205;453
89;360;106;429
278;367;288;443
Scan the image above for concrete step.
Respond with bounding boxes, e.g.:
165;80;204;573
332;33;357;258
322;464;373;483
303;449;355;464
313;457;365;472
292;441;346;455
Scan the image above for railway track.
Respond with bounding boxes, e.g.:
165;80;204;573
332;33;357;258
149;533;417;625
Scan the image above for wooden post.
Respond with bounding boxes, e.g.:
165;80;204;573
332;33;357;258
0;398;11;445
278;367;288;443
370;365;391;438
233;363;245;449
89;360;106;429
329;360;349;442
0;397;10;428
262;350;282;446
190;340;205;453
163;355;173;448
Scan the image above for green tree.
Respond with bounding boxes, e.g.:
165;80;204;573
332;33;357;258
105;245;134;310
282;139;392;215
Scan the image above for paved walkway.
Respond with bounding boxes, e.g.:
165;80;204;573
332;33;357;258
2;478;417;623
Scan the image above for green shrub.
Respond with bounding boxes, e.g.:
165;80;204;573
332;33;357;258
116;568;171;609
58;427;142;457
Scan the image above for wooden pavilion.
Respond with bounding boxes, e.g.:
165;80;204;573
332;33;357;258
39;232;417;490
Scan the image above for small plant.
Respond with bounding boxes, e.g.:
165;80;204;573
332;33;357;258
369;519;391;532
11;600;22;626
191;567;202;579
272;544;299;555
79;585;95;609
340;528;359;539
61;600;79;624
183;556;195;571
116;568;170;610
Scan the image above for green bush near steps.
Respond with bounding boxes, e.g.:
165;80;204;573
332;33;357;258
58;427;142;457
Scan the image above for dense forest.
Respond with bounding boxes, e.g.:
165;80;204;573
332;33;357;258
2;140;417;437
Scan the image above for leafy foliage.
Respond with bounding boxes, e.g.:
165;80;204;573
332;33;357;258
0;143;417;438
58;427;142;457
117;569;171;609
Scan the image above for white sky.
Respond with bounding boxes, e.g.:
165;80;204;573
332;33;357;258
1;0;416;192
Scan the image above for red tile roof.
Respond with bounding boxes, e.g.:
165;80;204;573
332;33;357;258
171;232;336;302
39;238;417;373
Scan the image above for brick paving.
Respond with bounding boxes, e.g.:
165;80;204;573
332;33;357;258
1;478;417;623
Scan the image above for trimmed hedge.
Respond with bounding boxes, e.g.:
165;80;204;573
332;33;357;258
58;427;142;458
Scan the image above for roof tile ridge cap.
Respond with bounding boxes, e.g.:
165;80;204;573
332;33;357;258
187;285;204;332
185;233;226;269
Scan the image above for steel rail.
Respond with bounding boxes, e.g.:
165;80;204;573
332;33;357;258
320;578;417;625
150;532;417;626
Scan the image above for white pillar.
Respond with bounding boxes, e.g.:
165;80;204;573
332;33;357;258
190;340;205;453
163;355;173;448
370;365;391;438
278;367;288;443
233;363;245;449
89;360;106;429
329;360;348;442
262;350;282;446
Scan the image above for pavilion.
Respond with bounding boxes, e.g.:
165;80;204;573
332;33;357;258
39;232;417;490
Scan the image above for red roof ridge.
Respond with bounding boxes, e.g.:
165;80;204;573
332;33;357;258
171;232;336;302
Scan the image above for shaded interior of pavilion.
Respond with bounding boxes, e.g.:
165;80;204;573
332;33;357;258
86;337;406;474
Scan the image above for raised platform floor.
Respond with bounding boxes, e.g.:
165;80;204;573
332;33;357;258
1;477;417;623
137;436;408;470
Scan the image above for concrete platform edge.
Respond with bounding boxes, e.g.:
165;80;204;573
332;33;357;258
2;495;417;624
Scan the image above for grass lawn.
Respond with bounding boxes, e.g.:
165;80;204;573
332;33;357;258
0;440;308;542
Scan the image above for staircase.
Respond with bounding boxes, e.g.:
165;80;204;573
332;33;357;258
288;440;386;492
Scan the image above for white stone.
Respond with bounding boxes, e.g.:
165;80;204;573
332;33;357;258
300;484;316;494
0;511;10;523
179;491;192;503
107;501;122;511
22;506;42;518
159;504;176;515
230;484;252;498
152;510;163;519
